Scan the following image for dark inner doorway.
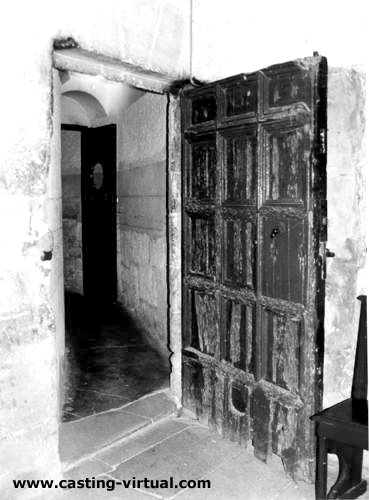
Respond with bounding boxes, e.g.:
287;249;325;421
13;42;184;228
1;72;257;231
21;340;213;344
61;124;169;422
81;124;117;316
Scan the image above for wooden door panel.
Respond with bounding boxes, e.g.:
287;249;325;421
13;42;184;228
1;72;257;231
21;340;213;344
252;380;304;461
225;379;251;445
262;121;309;206
184;288;219;357
271;402;300;465
182;357;205;417
209;369;226;435
182;358;225;430
251;383;274;460
187;133;217;201
192;94;217;125
192;289;219;356
261;214;306;304
262;63;313;114
223;215;257;289
182;56;327;480
261;308;302;392
219;73;258;122
221;127;258;204
221;297;256;374
188;86;217;127
187;212;216;278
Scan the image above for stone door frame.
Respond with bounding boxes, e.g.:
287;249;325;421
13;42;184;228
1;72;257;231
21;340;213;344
51;47;183;411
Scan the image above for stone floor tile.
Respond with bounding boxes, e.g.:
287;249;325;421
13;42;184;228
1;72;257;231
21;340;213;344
100;475;164;499
63;293;169;421
96;417;191;466
64;459;112;480
63;411;83;423
122;391;176;421
109;425;247;498
60;482;157;500
173;450;314;500
64;390;130;422
60;409;151;465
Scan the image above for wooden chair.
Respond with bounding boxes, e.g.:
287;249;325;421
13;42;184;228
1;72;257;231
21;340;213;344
311;295;368;499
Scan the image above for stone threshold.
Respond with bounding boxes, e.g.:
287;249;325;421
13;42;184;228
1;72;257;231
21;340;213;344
60;389;176;471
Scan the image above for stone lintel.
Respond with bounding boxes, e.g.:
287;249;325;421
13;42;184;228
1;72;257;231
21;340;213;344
53;48;174;94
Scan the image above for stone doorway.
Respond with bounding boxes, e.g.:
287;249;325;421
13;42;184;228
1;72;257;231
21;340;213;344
59;114;169;424
50;48;182;467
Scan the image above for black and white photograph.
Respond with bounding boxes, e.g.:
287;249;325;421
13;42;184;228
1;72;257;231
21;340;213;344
0;1;367;498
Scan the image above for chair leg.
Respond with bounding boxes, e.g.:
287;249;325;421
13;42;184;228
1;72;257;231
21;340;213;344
327;445;366;499
316;435;328;499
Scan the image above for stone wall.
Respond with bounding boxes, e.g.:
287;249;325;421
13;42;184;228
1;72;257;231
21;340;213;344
117;92;168;354
324;68;366;406
0;0;189;494
61;129;83;295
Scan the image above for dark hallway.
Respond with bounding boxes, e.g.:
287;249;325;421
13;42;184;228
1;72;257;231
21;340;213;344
60;97;170;425
62;292;169;422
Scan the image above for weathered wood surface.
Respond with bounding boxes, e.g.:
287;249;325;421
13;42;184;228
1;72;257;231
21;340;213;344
168;94;182;406
181;57;327;480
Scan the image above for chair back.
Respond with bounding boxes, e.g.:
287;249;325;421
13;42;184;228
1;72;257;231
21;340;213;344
351;295;367;400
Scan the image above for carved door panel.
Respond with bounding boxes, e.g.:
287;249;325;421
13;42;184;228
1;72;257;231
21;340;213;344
182;57;327;479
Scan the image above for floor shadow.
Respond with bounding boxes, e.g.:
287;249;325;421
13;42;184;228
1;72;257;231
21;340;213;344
63;291;170;422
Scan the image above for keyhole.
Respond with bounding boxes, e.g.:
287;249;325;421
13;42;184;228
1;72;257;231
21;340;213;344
270;227;280;239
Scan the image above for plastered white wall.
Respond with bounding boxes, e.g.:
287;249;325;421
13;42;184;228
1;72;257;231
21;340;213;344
0;1;190;492
192;0;368;80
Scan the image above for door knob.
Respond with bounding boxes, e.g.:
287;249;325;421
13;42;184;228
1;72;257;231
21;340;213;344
326;248;335;258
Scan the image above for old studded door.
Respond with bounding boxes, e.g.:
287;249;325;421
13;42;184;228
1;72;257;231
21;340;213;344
181;57;327;479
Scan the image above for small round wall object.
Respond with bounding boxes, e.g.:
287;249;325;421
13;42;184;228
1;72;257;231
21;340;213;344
91;162;104;190
41;250;53;261
37;230;54;261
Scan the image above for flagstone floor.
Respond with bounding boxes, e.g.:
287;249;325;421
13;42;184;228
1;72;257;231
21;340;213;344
58;407;318;500
57;293;368;500
62;292;169;422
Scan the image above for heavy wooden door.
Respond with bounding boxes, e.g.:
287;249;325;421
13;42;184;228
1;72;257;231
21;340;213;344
181;56;327;479
81;125;117;316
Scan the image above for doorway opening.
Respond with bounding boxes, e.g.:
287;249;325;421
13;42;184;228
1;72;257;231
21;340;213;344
59;79;170;430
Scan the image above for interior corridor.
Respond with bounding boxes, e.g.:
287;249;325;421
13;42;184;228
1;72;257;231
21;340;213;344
62;292;169;422
60;85;170;425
